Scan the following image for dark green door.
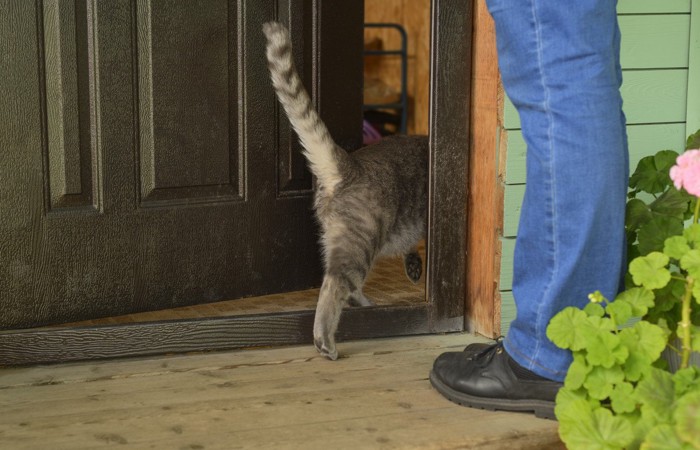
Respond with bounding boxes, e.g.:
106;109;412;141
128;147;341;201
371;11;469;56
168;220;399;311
0;0;362;329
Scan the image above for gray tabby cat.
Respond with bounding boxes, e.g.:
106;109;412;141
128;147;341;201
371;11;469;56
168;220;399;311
263;22;428;360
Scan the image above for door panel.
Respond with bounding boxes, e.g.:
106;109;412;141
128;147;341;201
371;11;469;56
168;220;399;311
0;0;475;366
0;0;352;330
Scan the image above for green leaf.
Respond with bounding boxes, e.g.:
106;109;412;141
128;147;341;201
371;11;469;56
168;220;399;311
640;424;689;450
638;216;685;256
650;187;693;219
685;224;700;247
630;252;672;290
692;326;700;352
637;368;676;424
627;198;653;231
610;381;637;414
686;129;700;150
672;367;700;397
616;287;655;317
665;236;691;260
557;391;635;450
674;390;700;448
585;319;628;368
653;279;686;314
629;151;679;195
547;307;591;351
619;322;669;382
592;408;637;450
680;249;700;279
584;365;625;399
635;321;671;357
584;302;605;318
607;300;633;326
565;354;592;390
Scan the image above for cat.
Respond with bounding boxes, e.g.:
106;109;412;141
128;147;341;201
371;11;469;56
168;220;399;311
263;22;428;360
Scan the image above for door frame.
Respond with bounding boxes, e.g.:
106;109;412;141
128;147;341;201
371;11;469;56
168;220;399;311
0;0;474;366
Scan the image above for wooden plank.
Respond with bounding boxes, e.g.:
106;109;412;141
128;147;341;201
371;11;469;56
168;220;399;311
505;69;689;129
505;123;688;185
402;0;431;135
504;130;527;185
503;94;519;130
0;306;430;366
0;334;562;450
619;15;690;69
617;0;691;14
466;0;502;338
687;0;700;135
627;123;690;169
0;334;479;388
499;237;515;292
426;0;473;332
502;185;524;238
364;1;430;134
500;290;515;336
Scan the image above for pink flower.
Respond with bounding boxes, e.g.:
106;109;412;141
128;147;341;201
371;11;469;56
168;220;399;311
670;149;700;197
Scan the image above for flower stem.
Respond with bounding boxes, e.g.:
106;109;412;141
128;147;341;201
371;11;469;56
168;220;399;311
694;198;700;224
680;276;694;369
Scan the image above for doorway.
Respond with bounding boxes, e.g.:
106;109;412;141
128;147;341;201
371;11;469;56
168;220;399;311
0;0;473;365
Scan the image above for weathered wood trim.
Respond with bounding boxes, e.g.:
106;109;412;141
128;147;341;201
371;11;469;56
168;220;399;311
465;0;501;337
426;0;473;333
0;305;430;366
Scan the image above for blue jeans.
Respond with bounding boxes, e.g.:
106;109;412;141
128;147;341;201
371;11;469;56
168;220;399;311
486;0;629;381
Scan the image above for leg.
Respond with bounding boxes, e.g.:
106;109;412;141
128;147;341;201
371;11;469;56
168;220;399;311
403;251;422;284
431;0;628;417
499;0;628;381
313;274;350;360
313;249;371;360
348;290;375;307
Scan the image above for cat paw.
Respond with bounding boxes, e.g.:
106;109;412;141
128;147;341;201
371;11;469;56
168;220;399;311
404;252;422;284
314;337;338;361
348;292;375;307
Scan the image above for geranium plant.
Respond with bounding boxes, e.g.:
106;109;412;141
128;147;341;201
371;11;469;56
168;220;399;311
547;130;700;449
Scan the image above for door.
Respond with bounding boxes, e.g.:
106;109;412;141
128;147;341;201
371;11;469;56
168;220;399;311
0;0;473;365
0;0;364;330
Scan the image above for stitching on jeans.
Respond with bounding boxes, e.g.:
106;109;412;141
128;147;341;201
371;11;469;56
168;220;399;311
507;339;567;380
527;0;558;372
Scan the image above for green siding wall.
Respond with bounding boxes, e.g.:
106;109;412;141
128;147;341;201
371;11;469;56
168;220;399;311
499;2;698;335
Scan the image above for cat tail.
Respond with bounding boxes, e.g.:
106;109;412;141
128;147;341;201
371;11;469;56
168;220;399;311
263;21;346;193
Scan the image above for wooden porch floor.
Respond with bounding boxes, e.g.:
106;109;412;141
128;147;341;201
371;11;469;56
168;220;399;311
0;334;563;449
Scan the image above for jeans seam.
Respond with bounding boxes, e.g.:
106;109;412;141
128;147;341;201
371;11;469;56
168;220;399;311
527;0;558;372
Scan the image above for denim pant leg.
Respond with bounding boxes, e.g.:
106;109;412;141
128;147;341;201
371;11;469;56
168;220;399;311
485;0;629;381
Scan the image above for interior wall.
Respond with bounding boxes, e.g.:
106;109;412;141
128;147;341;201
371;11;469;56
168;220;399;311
364;0;430;135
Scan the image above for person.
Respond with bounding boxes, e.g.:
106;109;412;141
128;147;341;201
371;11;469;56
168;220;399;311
430;0;629;420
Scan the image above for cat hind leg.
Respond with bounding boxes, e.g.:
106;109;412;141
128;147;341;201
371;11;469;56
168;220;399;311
313;274;350;360
313;252;370;360
403;251;422;284
347;290;374;307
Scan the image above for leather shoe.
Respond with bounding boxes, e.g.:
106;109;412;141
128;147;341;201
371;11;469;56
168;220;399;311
429;342;561;419
463;342;493;354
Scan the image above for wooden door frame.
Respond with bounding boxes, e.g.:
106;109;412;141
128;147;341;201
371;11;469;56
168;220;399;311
0;0;475;366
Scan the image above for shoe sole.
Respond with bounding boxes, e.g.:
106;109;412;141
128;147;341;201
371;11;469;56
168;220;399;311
429;370;557;420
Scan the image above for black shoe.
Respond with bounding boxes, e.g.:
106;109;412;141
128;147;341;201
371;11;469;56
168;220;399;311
463;342;493;354
429;342;561;420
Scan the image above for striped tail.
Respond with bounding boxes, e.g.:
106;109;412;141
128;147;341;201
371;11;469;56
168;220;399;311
263;21;344;193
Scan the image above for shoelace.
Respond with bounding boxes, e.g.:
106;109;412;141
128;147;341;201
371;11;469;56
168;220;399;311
468;339;505;366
